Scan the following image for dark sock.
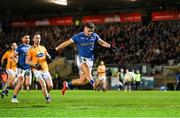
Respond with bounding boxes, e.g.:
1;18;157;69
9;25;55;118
13;95;17;98
6;87;10;90
45;96;49;100
90;79;95;85
67;82;73;89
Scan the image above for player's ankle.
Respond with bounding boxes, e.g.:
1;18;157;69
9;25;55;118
13;95;17;98
89;79;95;85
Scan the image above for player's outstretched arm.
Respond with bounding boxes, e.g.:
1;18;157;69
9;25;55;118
97;39;111;48
97;39;119;53
55;39;73;51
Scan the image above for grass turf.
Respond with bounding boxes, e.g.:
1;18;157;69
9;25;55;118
0;90;180;117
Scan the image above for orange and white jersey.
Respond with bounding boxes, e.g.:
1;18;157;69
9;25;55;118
26;45;49;71
1;50;17;71
97;65;106;78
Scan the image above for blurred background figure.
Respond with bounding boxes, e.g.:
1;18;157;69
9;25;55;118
1;42;18;98
97;60;107;92
175;68;180;90
118;68;124;90
0;70;8;90
123;69;135;91
135;70;142;90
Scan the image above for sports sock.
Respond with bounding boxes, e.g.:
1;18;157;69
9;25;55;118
6;87;10;90
67;82;73;89
27;86;30;91
89;79;95;85
13;95;17;99
45;96;50;100
2;90;5;94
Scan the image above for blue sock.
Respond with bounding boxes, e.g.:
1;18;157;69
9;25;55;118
67;82;73;89
89;79;95;85
13;95;16;98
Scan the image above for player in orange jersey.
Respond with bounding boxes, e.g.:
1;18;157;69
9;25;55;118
97;61;107;91
1;42;18;98
26;32;53;103
0;70;8;91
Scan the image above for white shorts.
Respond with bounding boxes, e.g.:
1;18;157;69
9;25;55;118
6;69;17;77
124;72;135;83
77;55;93;72
17;68;32;79
33;70;52;81
98;76;106;83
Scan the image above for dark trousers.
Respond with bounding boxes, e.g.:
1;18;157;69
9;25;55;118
176;82;180;90
136;81;141;90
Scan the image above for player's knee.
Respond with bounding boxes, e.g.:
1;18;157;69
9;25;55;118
40;83;46;89
18;77;23;81
48;84;53;89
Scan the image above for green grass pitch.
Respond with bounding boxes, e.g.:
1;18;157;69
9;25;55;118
0;90;180;117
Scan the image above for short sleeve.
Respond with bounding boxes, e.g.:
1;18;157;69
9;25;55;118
15;47;20;54
71;34;78;43
94;33;100;42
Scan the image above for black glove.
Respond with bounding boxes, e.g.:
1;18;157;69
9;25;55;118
35;64;42;70
110;45;119;53
49;48;59;58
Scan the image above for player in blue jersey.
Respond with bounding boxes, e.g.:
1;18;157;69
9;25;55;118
11;33;32;103
55;22;118;95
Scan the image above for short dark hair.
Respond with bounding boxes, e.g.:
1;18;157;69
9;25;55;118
84;22;96;29
32;32;41;37
20;33;29;39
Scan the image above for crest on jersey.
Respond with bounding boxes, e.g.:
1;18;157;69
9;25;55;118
36;53;44;57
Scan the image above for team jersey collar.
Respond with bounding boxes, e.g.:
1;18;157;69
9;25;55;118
82;32;93;38
33;44;40;48
22;43;29;46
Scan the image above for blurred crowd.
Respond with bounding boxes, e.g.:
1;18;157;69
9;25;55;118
95;21;180;65
0;21;179;66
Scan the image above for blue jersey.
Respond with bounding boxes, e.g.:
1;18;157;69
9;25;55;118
71;32;100;60
16;44;31;70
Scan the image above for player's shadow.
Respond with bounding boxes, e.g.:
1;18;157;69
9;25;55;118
31;105;46;108
7;105;46;108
